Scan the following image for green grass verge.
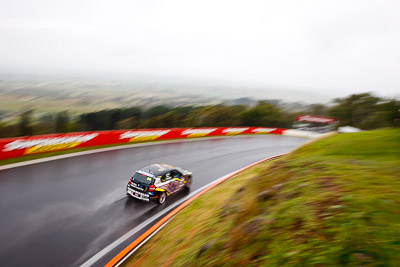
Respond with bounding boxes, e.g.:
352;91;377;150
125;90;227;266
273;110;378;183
123;128;400;267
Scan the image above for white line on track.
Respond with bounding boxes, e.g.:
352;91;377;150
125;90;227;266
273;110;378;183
115;215;175;267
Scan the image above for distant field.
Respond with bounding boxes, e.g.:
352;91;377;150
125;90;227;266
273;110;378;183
124;129;400;266
0;81;219;116
0;94;114;114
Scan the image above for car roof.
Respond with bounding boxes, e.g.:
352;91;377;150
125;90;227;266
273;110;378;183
139;163;175;177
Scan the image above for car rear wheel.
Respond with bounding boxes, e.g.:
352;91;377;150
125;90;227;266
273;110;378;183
158;192;166;204
185;176;192;188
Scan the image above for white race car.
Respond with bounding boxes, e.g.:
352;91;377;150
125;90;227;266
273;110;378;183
126;163;192;204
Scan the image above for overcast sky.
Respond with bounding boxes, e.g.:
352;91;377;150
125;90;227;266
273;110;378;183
0;0;399;100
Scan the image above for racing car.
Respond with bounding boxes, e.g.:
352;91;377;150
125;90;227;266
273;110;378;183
126;163;192;204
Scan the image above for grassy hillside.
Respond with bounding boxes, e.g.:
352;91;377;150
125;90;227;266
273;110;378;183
124;129;400;266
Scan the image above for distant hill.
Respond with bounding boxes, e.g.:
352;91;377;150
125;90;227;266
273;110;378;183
0;73;328;118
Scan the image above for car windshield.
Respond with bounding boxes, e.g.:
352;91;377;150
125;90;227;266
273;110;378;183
132;172;154;185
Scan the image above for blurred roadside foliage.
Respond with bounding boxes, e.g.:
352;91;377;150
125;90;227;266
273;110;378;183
0;93;399;138
242;101;286;127
328;93;399;129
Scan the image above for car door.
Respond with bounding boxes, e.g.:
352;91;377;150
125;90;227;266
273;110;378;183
162;171;180;194
171;170;184;188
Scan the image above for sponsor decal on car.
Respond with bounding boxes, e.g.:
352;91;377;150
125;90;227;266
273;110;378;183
3;134;99;154
222;127;249;135
181;128;217;138
120;130;171;142
159;182;179;193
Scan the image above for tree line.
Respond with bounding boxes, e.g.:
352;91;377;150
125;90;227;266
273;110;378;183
0;93;398;138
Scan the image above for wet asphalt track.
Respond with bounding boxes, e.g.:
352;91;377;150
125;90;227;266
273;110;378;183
0;135;308;267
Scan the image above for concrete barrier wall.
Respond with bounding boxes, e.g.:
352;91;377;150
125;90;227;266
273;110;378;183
0;127;285;160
